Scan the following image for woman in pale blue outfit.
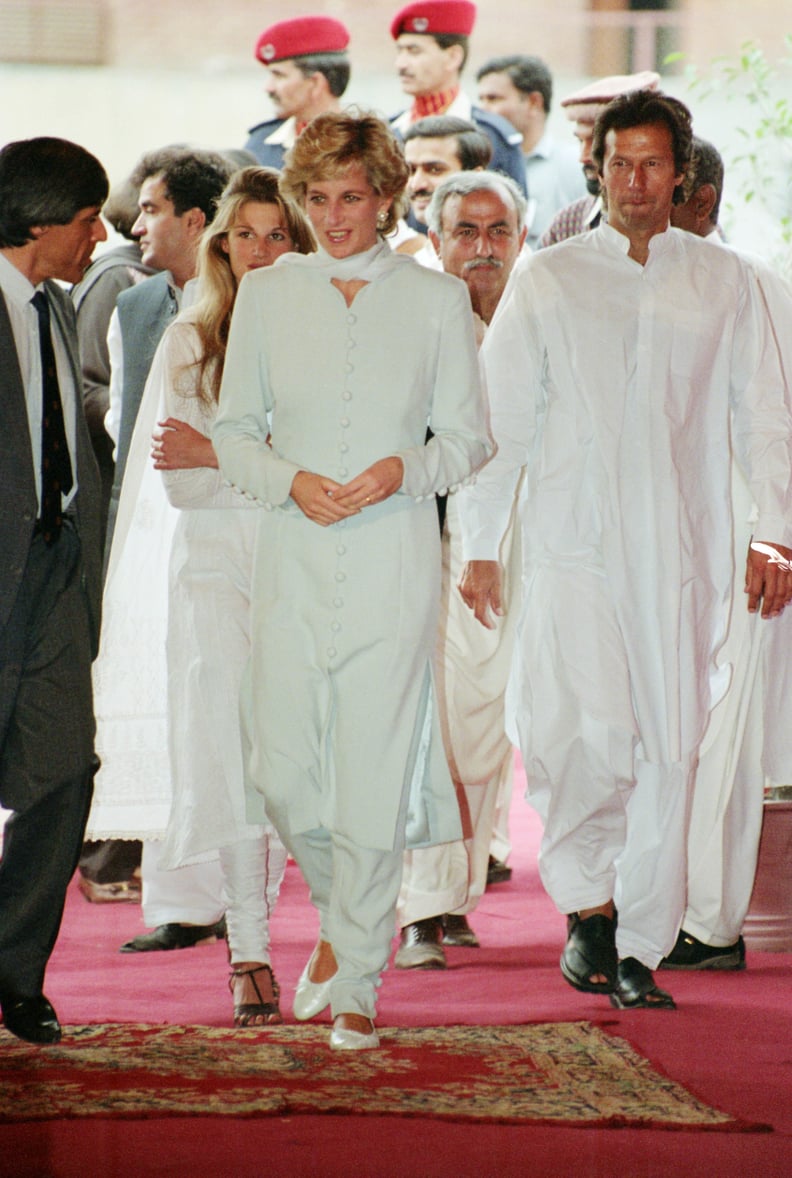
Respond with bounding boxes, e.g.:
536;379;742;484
213;113;491;1049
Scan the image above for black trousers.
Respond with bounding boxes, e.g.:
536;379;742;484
0;522;96;1001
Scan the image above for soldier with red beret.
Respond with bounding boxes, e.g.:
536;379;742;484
389;0;527;205
245;15;351;170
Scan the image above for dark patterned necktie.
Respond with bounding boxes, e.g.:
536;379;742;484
32;290;73;543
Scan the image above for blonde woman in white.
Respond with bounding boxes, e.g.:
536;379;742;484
150;168;316;1024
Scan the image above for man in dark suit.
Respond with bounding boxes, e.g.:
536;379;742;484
0;136;108;1044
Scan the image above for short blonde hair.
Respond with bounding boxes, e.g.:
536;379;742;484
281;111;409;235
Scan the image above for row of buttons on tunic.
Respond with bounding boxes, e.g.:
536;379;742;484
326;312;360;660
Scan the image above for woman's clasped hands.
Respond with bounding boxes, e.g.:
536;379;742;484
291;456;404;526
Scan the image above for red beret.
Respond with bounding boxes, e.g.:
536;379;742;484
255;15;350;65
390;0;476;39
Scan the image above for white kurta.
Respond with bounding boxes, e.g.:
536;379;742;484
87;281;195;841
398;491;521;925
146;315;269;868
86;309;261;859
754;261;792;785
684;244;792;946
86;345;178;841
86;294;226;927
460;224;792;964
214;244;492;854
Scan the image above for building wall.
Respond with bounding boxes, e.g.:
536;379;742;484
4;0;789;75
105;0;588;75
104;0;792;74
683;0;791;68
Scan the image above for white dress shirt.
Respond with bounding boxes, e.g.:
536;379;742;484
104;271;182;453
0;252;79;511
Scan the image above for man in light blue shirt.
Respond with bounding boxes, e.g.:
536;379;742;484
477;55;586;248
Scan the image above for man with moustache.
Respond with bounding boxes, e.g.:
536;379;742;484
0;137;108;1043
395;172;527;967
245;15;351;170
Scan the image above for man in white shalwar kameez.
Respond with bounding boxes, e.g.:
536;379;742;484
395;172;527;968
458;90;792;1009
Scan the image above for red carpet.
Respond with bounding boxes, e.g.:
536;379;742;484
2;757;792;1176
0;1021;753;1130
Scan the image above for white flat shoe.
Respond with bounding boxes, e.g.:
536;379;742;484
293;963;335;1021
329;1024;380;1051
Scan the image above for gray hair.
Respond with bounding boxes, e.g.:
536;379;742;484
426;170;528;238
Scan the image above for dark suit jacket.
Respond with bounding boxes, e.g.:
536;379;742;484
244;118;289;170
104;273;178;562
0;282;103;656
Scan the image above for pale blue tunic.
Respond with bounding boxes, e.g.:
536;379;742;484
214;247;492;853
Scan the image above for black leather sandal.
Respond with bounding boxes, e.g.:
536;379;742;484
229;963;282;1027
560;911;618;994
609;957;676;1010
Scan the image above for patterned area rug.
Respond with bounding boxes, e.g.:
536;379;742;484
0;1021;755;1129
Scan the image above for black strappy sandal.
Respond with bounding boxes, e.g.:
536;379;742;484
228;963;282;1027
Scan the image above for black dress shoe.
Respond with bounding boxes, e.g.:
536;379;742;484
659;930;746;971
1;994;62;1045
486;855;512;886
394;918;446;969
440;913;480;947
609;957;676;1010
78;875;142;904
119;918;226;953
560;911;618;995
